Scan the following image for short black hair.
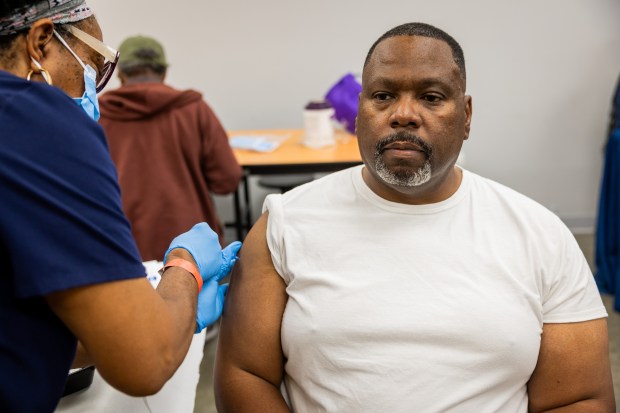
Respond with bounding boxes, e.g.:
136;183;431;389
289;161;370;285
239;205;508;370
364;22;466;85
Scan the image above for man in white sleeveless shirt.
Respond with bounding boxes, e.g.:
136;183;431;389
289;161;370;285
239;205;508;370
214;23;615;412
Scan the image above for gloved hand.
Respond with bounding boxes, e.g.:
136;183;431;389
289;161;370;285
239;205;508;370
195;282;229;333
163;222;242;282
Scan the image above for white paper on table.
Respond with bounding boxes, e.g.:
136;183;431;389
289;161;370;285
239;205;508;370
230;134;289;152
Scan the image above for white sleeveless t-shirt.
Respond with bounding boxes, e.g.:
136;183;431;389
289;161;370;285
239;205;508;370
264;165;606;413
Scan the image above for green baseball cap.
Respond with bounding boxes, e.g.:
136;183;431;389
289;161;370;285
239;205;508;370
118;35;168;68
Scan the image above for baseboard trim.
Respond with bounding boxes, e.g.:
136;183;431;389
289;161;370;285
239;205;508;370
560;215;595;235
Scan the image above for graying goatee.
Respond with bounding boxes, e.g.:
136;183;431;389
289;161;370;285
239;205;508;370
375;158;432;186
373;133;433;187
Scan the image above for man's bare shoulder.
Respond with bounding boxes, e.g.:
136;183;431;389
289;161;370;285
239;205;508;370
236;212;276;277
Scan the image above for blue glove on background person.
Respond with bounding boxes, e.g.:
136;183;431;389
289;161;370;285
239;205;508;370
163;222;242;282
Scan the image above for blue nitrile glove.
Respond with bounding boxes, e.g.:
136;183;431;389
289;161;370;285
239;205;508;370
163;222;242;282
195;282;229;333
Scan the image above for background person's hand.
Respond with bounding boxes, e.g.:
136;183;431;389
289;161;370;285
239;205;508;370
164;222;242;282
195;282;228;333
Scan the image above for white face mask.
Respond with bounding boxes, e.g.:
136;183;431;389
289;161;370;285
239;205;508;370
73;64;100;122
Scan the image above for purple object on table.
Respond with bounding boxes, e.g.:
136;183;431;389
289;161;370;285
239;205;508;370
325;73;362;134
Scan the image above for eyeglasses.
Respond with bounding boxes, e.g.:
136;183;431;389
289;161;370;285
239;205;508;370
53;25;120;93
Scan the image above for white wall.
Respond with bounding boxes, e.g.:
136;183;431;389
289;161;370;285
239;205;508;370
90;0;620;231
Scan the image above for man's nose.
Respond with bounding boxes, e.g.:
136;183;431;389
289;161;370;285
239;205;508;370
389;96;422;128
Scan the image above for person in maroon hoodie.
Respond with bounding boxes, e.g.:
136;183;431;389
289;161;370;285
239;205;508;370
99;35;242;261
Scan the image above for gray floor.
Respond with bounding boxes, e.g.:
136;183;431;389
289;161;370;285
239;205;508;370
194;333;217;413
193;233;620;412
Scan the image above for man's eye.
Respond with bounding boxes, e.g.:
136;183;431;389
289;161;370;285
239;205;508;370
373;93;392;101
423;94;442;103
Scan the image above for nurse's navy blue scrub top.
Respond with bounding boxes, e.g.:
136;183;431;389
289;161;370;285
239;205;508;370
0;70;145;413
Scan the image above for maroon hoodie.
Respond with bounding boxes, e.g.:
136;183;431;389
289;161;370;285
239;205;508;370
99;82;242;261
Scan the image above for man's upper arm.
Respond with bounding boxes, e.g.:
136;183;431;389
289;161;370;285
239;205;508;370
214;212;290;412
527;318;615;412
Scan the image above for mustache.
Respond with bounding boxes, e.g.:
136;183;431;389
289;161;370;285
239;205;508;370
375;132;433;158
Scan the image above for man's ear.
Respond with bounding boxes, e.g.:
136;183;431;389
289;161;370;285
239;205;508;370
355;92;361;134
463;95;473;141
26;18;55;64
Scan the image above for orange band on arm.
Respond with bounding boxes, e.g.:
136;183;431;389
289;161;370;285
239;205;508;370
160;258;203;292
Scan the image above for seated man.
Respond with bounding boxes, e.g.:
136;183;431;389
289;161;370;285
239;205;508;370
214;22;615;412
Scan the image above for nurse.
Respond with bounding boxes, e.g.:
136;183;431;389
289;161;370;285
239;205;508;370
0;1;239;412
